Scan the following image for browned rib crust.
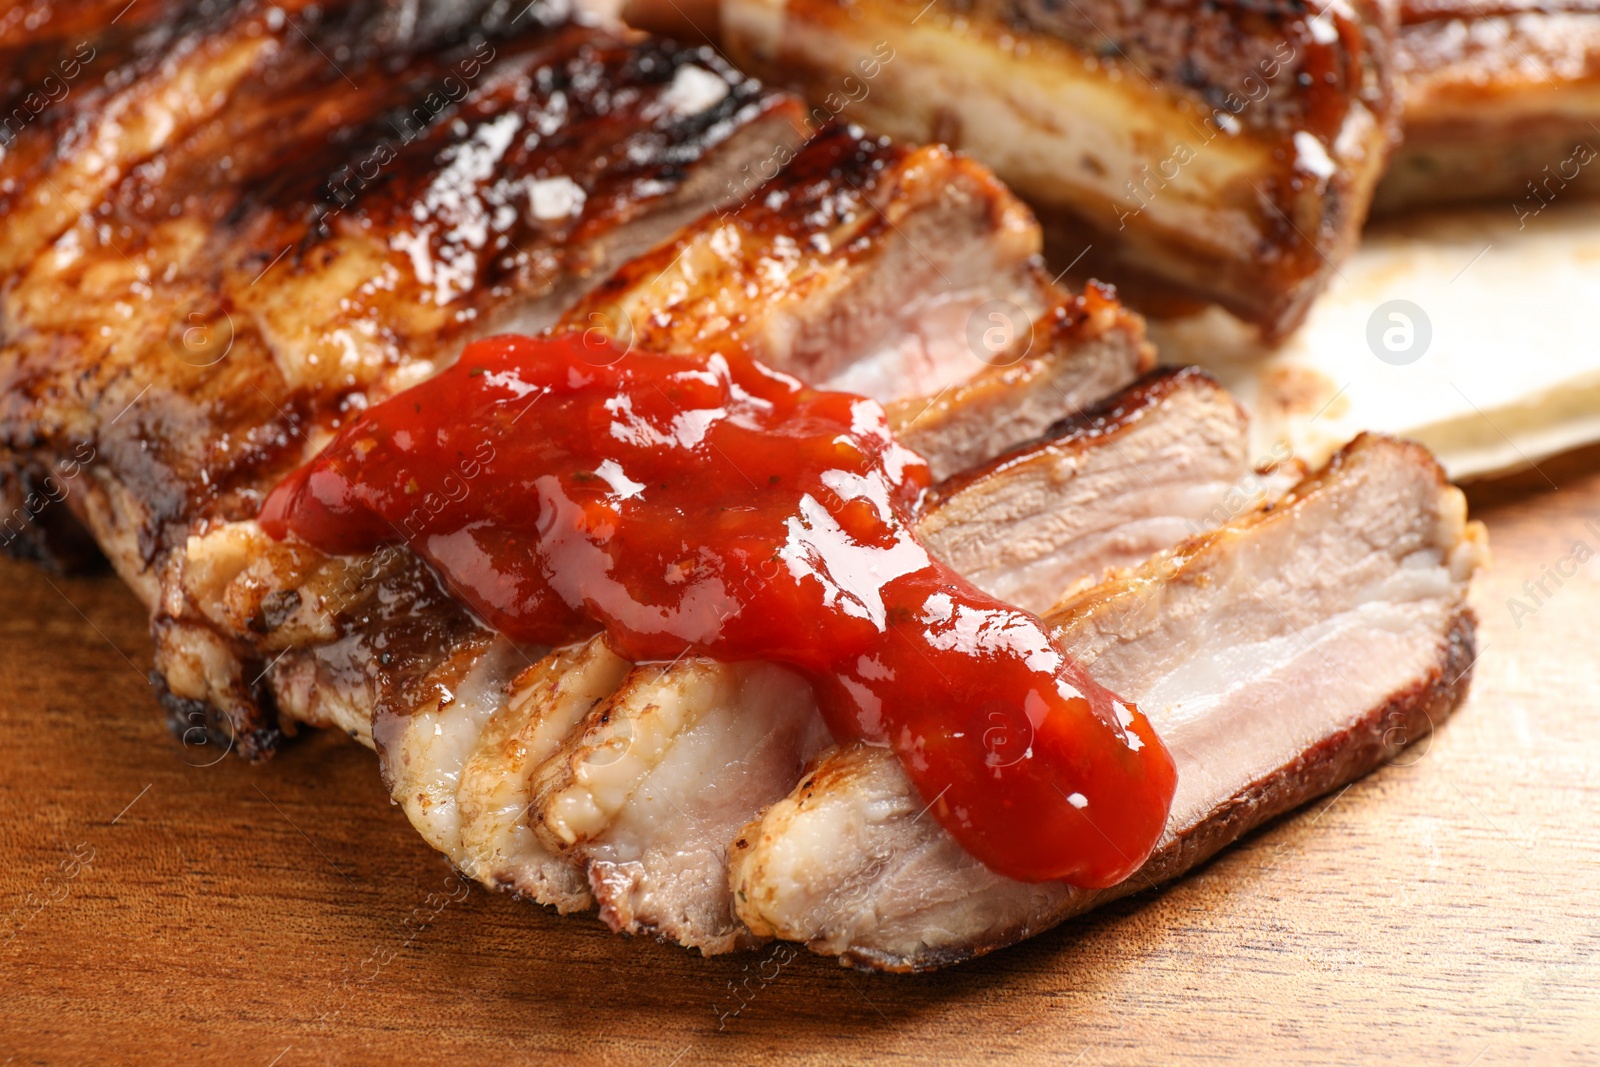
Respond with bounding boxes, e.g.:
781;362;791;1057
714;0;1398;336
0;5;803;757
839;605;1478;973
1000;0;1397;334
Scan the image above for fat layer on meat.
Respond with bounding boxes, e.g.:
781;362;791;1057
684;0;1399;336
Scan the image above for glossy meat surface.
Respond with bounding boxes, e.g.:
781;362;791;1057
700;0;1398;335
0;2;806;753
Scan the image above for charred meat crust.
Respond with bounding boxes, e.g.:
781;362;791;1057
991;0;1391;145
838;606;1479;973
1;6;804;756
779;0;1395;147
150;661;284;763
718;0;1399;336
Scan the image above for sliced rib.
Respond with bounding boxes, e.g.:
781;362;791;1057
173;169;1148;918
918;367;1252;613
456;636;632;911
466;369;1281;950
885;285;1152;480
728;434;1487;970
526;659;832;950
180;350;1173;936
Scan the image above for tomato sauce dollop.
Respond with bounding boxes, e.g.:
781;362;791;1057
260;333;1176;887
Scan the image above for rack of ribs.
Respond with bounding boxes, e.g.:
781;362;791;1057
0;0;1482;969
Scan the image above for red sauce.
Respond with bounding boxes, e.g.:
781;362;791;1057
260;334;1176;887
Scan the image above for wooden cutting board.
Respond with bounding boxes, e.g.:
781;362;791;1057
2;450;1598;1066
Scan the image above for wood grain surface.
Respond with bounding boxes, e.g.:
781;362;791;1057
3;447;1598;1066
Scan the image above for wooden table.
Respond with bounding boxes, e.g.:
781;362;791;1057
3;448;1597;1066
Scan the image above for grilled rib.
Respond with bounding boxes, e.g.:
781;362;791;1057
1379;0;1600;211
729;434;1486;970
3;0;1143;753
179;358;1229;948
3;3;801;754
2;0;1485;972
320;367;1302;953
651;0;1400;336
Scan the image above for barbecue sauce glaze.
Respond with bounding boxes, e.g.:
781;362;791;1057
260;333;1176;887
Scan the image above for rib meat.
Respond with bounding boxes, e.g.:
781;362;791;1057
673;0;1399;336
404;369;1300;953
558;122;1053;397
2;0;1151;759
1;0;1486;973
728;434;1486;970
1379;0;1600;211
920;366;1260;613
177;358;1223;948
